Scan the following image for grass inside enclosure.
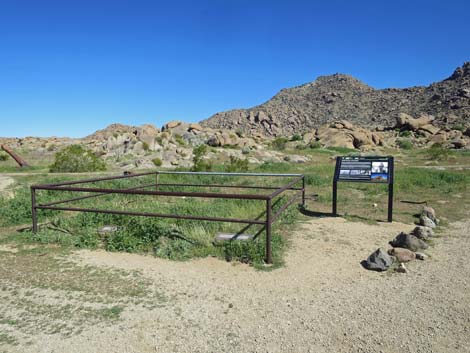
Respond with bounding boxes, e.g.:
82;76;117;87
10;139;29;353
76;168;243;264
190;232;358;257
2;173;301;267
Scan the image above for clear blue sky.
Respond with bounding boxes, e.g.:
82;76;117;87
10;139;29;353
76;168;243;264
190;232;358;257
1;0;469;137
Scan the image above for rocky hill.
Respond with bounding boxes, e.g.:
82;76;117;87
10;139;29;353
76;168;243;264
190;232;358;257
201;62;470;136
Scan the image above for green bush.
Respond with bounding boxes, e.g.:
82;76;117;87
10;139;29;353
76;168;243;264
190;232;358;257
309;141;321;149
291;134;302;142
191;145;212;172
271;137;289;151
426;143;450;160
142;142;150;151
152;158;163;167
397;139;413;150
225;156;249;172
452;124;465;132
174;134;186;146
49;145;106;173
399;130;412;137
0;153;8;161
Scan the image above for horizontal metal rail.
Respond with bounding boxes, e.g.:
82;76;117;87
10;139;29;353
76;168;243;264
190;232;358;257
33;185;271;200
156;182;302;191
38;171;156;188
37;183;156;208
156;171;303;177
35;205;266;225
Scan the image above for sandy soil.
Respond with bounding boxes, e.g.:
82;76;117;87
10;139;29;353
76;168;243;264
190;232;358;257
0;176;14;191
1;216;469;353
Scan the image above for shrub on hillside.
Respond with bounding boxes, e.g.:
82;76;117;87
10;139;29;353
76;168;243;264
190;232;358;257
397;139;413;150
225;156;249;172
0;153;8;161
49;145;107;173
191;144;212;171
271;137;289;150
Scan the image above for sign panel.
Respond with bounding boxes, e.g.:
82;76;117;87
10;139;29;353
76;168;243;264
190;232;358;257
335;156;391;183
333;156;394;222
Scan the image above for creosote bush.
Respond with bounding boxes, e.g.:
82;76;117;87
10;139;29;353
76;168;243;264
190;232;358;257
191;144;212;171
291;134;302;142
152;157;163;167
49;145;107;173
225;156;249;172
271;137;289;151
397;138;413;150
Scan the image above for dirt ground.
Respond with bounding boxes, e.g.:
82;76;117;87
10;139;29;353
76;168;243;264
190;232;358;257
1;214;469;353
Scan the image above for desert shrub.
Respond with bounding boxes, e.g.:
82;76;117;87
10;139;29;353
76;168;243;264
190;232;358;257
452;124;465;132
191;144;212;171
225;156;249;172
291;134;302;142
426;143;450;160
399;130;412;137
0;153;8;161
49;145;106;173
309;141;321;149
397;139;413;150
152;157;163;167
295;144;307;150
142;142;150;151
271;137;289;151
174;134;186;146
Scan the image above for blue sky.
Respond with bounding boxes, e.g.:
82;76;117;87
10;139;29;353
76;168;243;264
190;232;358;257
1;0;469;137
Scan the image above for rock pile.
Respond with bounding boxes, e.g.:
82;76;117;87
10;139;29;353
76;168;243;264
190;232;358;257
363;206;440;273
395;113;469;149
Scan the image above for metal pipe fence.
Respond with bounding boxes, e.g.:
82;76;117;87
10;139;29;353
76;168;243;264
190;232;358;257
31;171;305;263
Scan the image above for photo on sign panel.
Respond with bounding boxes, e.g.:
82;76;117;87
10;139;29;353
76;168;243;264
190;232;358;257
371;173;388;182
371;162;388;174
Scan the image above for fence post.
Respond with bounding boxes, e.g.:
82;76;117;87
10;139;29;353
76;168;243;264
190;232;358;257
31;186;38;233
265;199;273;264
155;171;159;191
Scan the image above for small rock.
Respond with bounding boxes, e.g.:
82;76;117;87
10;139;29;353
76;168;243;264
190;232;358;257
420;215;436;228
411;226;434;241
396;263;408;273
415;252;427;260
98;225;118;235
388;248;416;262
389;232;429;251
362;248;394;271
422;206;437;222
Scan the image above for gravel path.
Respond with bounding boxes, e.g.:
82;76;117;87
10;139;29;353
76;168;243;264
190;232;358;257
6;217;470;353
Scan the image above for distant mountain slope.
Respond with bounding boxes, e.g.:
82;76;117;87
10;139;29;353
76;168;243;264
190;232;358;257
201;62;470;136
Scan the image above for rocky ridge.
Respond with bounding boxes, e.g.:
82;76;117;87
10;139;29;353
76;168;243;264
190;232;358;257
201;62;470;136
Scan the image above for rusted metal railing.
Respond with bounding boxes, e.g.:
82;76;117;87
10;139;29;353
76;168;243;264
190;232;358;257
31;171;305;263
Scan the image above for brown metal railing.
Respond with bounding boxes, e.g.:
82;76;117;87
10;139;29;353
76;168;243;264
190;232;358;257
31;171;305;263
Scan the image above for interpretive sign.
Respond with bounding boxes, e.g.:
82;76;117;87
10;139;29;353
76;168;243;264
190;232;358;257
333;156;394;222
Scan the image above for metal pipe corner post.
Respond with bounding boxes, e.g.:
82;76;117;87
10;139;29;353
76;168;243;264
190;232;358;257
31;186;38;233
265;198;273;264
302;175;306;207
155;171;159;191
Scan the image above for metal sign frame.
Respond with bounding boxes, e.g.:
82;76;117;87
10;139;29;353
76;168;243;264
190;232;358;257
332;156;394;222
